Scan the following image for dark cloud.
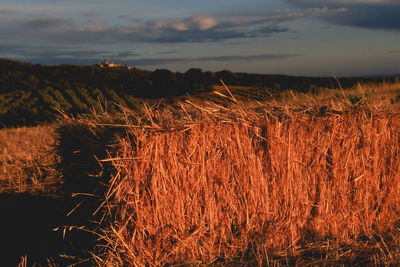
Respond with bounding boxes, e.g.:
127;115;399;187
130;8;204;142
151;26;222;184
0;7;322;64
0;6;352;50
121;53;298;66
122;14;291;43
158;50;179;55
283;0;400;30
196;54;298;62
0;10;294;46
116;15;141;22
149;26;289;43
217;7;342;27
113;51;140;59
330;6;400;30
0;44;141;62
22;18;75;30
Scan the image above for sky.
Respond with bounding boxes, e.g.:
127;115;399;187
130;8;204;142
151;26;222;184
0;0;399;76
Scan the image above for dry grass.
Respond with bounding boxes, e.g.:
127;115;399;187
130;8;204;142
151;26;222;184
277;81;400;109
66;96;400;266
3;81;400;265
211;81;400;111
0;125;61;194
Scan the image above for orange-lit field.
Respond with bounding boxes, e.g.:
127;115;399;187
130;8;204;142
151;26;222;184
2;81;400;265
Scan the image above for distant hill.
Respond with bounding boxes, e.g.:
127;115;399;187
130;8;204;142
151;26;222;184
0;58;397;127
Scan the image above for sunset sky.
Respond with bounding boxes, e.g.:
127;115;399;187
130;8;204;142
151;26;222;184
0;0;399;76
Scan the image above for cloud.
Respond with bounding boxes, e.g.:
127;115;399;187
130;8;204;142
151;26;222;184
0;6;334;64
150;15;218;31
158;50;179;55
22;18;75;30
0;5;350;48
120;53;298;66
191;16;218;30
0;9;303;46
283;0;400;30
286;0;397;5
113;51;140;59
0;44;140;62
139;14;288;43
218;7;345;27
85;19;109;32
194;54;298;62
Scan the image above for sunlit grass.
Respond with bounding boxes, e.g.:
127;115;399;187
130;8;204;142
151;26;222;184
3;80;400;265
58;92;400;266
0;125;61;194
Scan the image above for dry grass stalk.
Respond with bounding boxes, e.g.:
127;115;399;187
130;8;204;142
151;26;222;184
17;255;27;267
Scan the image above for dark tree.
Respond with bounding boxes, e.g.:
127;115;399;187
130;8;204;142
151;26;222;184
184;68;204;84
215;70;237;84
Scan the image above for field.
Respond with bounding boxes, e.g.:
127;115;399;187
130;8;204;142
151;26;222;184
2;81;400;266
0;125;60;194
211;80;400;107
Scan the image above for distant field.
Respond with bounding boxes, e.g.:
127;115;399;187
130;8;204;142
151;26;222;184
0;86;141;127
211;81;400;108
2;81;400;265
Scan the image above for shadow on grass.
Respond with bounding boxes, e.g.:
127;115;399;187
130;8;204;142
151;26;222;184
0;193;99;266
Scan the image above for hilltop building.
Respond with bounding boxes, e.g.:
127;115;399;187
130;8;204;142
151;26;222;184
97;59;133;69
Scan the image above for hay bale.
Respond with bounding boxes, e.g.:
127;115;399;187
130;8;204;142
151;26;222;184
99;103;400;266
56;100;400;265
